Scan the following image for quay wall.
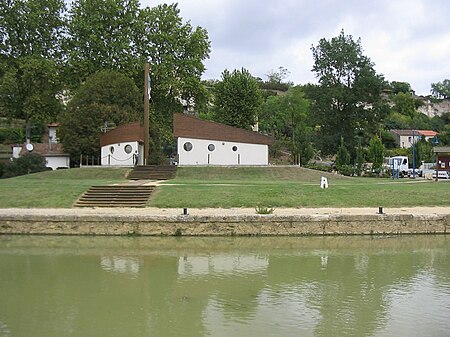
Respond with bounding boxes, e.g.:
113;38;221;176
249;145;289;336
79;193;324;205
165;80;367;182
0;213;449;236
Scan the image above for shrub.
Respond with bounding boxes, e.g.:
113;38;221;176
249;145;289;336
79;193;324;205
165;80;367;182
255;204;275;214
2;153;48;178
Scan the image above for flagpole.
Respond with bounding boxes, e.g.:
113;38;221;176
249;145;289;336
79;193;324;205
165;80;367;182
144;63;150;165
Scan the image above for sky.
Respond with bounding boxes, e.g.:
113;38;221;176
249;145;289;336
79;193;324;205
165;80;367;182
141;0;450;96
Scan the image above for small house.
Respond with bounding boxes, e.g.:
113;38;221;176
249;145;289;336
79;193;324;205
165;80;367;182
100;122;144;166
173;113;273;166
12;123;70;170
390;129;438;148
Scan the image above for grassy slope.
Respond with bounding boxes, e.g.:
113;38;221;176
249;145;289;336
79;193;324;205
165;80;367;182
149;167;450;208
0;166;448;208
0;168;130;208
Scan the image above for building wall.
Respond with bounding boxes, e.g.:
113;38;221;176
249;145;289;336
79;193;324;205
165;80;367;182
45;156;70;170
101;141;143;166
177;137;269;166
437;155;450;171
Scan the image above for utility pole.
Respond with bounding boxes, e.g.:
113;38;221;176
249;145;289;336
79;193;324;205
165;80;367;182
144;63;150;165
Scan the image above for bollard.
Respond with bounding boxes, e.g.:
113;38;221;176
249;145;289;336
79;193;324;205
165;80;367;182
183;208;188;215
378;207;384;214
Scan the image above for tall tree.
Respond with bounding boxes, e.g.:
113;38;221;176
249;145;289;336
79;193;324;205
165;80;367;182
214;68;262;130
368;134;385;173
136;4;210;137
306;30;387;155
58;70;141;163
66;0;140;88
0;0;66;138
259;86;311;164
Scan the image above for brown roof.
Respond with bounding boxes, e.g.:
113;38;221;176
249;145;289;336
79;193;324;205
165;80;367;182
100;122;144;147
21;143;69;156
173;113;273;145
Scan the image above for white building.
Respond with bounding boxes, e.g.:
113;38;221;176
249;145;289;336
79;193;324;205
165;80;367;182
100;122;144;166
390;129;438;149
173;113;273;166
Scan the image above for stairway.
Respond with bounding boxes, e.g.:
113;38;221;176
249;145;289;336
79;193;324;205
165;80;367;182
127;165;177;180
75;185;154;208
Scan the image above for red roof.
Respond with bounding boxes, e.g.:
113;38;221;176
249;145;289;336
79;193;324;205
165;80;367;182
418;130;438;137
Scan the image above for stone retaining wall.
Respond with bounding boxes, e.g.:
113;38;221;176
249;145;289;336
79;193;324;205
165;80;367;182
0;213;449;236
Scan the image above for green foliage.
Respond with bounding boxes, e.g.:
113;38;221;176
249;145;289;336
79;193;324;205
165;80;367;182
255;204;274;214
58;70;141;163
0;0;66;59
335;137;350;170
355;142;365;176
368;135;385;172
392;92;416;118
415;137;433;163
66;0;141;87
431;79;450;99
136;3;211;156
214;68;262;130
306;30;387;155
259;86;311;164
2;152;48;178
389;81;412;94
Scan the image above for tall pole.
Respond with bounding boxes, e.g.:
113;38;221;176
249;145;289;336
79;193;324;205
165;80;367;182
144;63;150;165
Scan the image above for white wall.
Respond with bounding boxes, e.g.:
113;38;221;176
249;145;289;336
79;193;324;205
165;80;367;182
101;141;142;166
45;156;70;170
177;137;269;166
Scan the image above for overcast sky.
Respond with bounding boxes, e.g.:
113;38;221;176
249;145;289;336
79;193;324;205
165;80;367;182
141;0;450;96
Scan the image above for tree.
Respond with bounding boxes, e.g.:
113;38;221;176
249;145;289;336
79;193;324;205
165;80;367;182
306;30;387;155
431;79;450;99
214;68;262;130
368;135;384;173
0;0;66;59
65;0;140;88
355;141;365;176
259;86;311;164
0;0;66;134
335;137;350;170
58;70;141;163
135;3;210;142
0;56;63;139
389;81;412;95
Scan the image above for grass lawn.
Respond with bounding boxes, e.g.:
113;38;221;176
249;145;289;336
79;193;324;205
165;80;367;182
0;166;448;208
149;167;450;208
0;168;130;208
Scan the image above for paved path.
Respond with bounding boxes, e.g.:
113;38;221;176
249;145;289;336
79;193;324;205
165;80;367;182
0;206;449;217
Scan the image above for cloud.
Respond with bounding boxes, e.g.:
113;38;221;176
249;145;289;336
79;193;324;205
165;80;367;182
143;0;450;95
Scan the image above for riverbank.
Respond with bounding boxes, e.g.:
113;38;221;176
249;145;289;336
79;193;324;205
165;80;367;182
0;207;449;236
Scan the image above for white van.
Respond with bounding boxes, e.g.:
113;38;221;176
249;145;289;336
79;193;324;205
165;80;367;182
432;171;450;179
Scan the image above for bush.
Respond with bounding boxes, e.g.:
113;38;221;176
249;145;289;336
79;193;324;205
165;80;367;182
338;164;355;176
2;153;48;178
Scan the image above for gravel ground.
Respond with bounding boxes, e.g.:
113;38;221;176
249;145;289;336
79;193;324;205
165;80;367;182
0;206;449;217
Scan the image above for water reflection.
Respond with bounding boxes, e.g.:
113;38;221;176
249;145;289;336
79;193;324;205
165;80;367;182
0;235;449;337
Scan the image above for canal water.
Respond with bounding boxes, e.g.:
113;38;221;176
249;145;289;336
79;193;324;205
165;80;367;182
0;235;449;337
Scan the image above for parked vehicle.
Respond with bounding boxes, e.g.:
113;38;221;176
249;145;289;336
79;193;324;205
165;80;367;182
387;156;409;177
432;171;450;179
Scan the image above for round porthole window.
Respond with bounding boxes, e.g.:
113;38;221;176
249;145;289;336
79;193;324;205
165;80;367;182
124;145;133;154
183;142;193;152
109;146;115;154
208;144;215;152
232;146;238;152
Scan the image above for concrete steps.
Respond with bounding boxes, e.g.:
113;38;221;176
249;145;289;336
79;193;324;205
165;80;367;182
127;165;177;180
75;185;154;208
